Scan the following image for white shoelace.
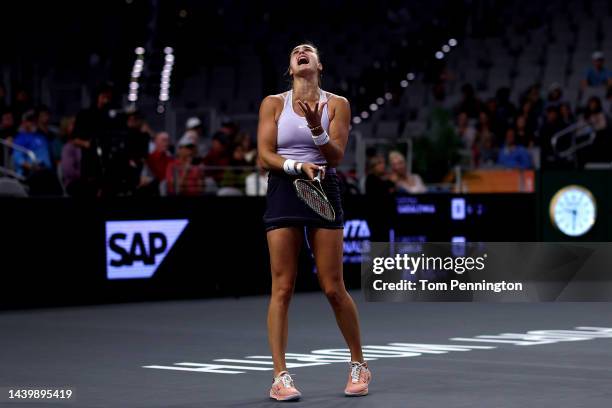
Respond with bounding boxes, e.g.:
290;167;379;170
350;362;366;384
276;372;295;388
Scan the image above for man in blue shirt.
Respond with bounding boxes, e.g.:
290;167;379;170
12;110;52;176
581;51;612;89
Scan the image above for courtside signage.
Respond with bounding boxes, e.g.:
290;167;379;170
343;219;371;264
105;219;189;280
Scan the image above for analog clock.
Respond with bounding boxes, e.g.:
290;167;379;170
549;185;597;237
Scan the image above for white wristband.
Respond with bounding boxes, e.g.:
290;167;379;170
296;162;303;174
283;159;298;175
312;130;330;146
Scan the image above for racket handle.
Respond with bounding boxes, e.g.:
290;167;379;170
314;168;321;182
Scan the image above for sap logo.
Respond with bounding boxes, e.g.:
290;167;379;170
105;219;188;280
344;219;371;239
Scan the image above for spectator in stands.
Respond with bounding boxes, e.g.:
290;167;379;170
0;109;16;141
219;121;240;144
582;96;608;131
494;87;517;134
126;111;150;156
73;82;117;195
12;110;61;195
36;105;62;166
203;131;230;183
521;84;544;122
388;150;426;193
515;115;535;147
12;86;33;121
221;139;249;188
539;105;565;164
498;128;532;169
145;131;173;183
473;131;497;167
456;111;477;148
0;109;16;168
59;116;76;142
559;102;575;127
60;117;85;196
472;111;498;167
476;111;496;146
484;98;501;137
365;154;394;195
229;143;248;167
581;96;611;163
166;132;203;196
124;110;151;192
12;110;52;176
245;156;268;196
180;129;200;159
235;132;257;164
545;83;564;110
581;51;612;89
519;100;539;138
138;131;173;196
186;116;208;157
455;83;483;119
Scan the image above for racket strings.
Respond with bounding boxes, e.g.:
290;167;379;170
294;180;336;221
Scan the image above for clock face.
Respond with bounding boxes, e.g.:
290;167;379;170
549;185;597;237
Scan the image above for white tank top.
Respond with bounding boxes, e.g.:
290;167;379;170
276;89;330;165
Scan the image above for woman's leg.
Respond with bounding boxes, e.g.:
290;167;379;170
309;228;364;363
267;227;303;376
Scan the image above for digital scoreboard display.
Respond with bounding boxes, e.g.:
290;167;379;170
342;194;536;264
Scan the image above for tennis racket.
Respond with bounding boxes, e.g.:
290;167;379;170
293;168;336;222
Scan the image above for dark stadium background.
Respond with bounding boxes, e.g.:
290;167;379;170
1;0;611;308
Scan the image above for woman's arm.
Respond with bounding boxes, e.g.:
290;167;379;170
257;96;286;172
317;96;350;167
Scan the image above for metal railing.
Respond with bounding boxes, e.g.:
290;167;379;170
163;164;360;197
0;139;37;181
551;121;597;160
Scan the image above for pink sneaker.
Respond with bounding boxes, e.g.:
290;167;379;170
344;361;371;396
269;371;301;401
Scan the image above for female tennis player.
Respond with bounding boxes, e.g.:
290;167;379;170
258;43;371;401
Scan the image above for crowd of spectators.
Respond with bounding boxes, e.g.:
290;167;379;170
0;83;262;197
364;150;426;196
359;51;612;194
446;50;612;170
2;50;611;197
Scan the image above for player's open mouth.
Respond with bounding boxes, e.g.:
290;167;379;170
298;56;309;65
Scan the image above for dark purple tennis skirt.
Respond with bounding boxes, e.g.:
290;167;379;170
263;170;344;231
